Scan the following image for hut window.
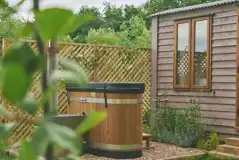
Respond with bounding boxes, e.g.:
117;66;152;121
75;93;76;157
174;17;211;89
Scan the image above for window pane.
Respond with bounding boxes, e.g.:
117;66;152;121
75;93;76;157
176;23;189;85
193;20;208;86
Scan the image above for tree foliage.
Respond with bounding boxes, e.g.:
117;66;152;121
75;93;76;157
0;0;218;46
70;0;216;47
86;28;122;45
0;7;23;39
143;0;217;14
119;16;151;48
70;6;104;43
86;16;151;48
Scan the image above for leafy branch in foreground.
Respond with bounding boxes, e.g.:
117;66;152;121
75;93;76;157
0;0;105;160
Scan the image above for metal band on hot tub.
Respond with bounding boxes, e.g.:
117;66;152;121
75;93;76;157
69;96;143;104
90;142;142;151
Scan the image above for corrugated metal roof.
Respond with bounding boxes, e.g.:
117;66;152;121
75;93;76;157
149;0;239;17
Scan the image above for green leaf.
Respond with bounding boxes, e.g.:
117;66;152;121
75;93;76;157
18;95;38;116
0;141;8;152
52;70;84;84
38;87;56;106
67;13;95;34
44;122;81;154
59;59;88;86
2;64;32;103
19;140;37;160
0;105;12;117
0;123;15;138
34;8;94;42
65;154;81;160
37;156;45;160
0;65;4;89
76;111;107;135
14;22;34;41
31;125;49;155
3;42;41;75
37;156;46;160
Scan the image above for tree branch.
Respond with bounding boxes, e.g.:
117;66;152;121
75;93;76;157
32;0;53;159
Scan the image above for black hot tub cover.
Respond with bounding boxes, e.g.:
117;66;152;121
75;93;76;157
65;82;145;93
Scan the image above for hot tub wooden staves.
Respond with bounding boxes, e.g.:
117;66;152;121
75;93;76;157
66;82;145;159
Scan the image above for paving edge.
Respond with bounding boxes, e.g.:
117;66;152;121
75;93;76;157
164;151;206;160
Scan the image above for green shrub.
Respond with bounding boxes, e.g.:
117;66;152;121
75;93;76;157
197;132;220;151
151;100;207;147
196;154;236;160
143;107;151;133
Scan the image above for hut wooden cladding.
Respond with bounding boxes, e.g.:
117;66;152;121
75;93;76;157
150;2;239;139
1;39;150;143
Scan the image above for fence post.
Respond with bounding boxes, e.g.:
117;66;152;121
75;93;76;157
150;16;159;129
48;39;58;115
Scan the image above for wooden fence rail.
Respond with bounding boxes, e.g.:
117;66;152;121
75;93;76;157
2;38;151;144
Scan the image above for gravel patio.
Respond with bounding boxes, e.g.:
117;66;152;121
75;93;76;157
80;142;203;160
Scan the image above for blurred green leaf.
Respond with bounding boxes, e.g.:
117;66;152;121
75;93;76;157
2;64;32;103
18;95;38;116
34;8;94;42
38;87;56;106
0;66;4;89
14;22;34;41
19;140;37;160
44;122;81;154
0;105;12;117
37;156;45;160
32;119;81;155
0;141;8;152
59;59;88;86
68;13;95;34
65;154;81;160
3;42;41;75
31;125;49;155
52;70;85;84
0;123;15;138
76;111;107;135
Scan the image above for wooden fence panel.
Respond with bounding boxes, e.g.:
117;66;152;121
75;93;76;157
2;39;151;144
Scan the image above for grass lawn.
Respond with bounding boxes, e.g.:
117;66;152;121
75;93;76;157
194;154;237;160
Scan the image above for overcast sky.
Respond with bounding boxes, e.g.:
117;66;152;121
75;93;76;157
6;0;147;19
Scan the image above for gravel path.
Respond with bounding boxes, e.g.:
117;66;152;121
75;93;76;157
80;142;203;160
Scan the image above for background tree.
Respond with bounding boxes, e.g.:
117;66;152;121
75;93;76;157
70;6;104;43
102;2;124;32
120;16;151;48
0;0;219;47
143;0;217;15
86;16;150;48
0;7;23;39
86;28;122;45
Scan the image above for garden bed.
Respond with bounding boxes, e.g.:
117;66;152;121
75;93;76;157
80;142;203;160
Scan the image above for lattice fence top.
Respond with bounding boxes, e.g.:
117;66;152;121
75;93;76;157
1;39;151;144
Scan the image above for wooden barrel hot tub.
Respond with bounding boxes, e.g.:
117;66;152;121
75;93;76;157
66;82;145;159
